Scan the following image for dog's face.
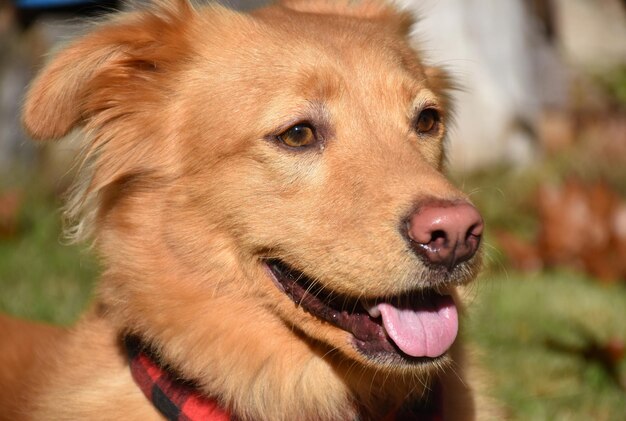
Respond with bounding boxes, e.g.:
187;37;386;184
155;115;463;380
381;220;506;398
23;0;482;418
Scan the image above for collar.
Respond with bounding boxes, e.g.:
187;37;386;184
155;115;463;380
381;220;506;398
125;335;444;421
125;336;231;421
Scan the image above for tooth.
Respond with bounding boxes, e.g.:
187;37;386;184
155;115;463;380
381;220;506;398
364;303;381;318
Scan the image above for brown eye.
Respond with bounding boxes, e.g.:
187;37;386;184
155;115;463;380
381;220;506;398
277;123;317;148
415;108;440;135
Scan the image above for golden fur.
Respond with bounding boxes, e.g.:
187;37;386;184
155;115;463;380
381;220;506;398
1;1;494;419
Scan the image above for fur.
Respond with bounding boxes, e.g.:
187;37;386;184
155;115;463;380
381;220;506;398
1;1;494;419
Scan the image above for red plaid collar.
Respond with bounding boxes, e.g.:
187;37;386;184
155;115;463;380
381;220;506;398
124;335;444;421
125;336;231;421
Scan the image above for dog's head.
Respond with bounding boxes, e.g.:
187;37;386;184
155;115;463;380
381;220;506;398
24;0;483;418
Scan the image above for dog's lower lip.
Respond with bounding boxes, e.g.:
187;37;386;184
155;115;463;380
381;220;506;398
265;259;383;342
264;258;457;361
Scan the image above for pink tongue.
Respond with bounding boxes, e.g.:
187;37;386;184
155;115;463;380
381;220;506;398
377;295;458;358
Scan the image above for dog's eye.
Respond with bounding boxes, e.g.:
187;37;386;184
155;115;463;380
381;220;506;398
415;108;440;135
277;124;316;148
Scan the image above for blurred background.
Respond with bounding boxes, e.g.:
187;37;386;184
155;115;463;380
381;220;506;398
1;0;625;418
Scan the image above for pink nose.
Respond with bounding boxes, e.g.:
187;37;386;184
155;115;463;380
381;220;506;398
407;201;484;270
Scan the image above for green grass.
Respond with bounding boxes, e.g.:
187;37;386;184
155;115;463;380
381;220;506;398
0;184;98;325
467;271;626;420
1;168;625;419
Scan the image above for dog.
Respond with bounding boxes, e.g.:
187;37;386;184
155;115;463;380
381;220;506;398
0;0;490;419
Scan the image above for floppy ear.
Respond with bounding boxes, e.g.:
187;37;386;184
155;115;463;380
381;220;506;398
21;0;202;242
22;0;194;141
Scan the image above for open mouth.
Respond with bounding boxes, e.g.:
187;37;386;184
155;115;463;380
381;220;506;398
265;259;458;363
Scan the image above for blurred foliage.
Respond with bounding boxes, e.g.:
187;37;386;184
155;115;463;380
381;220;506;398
598;66;626;108
0;177;97;325
467;271;626;421
452;135;626;418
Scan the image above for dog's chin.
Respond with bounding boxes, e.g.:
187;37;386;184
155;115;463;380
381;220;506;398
264;259;463;368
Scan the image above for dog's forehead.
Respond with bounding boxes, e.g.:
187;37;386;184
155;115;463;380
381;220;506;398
188;6;431;122
256;7;426;78
196;7;419;73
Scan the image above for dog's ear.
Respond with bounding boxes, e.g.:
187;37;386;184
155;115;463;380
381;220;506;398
279;0;414;35
22;0;194;141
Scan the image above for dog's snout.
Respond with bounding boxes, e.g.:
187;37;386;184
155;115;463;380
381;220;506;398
406;201;484;269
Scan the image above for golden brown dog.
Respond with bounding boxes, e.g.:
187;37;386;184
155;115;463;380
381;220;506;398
0;0;491;419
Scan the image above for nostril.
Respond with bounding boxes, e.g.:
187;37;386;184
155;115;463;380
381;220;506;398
428;229;448;250
431;230;447;241
468;218;484;237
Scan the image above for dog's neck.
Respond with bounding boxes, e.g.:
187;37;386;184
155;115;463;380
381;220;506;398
124;335;444;421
